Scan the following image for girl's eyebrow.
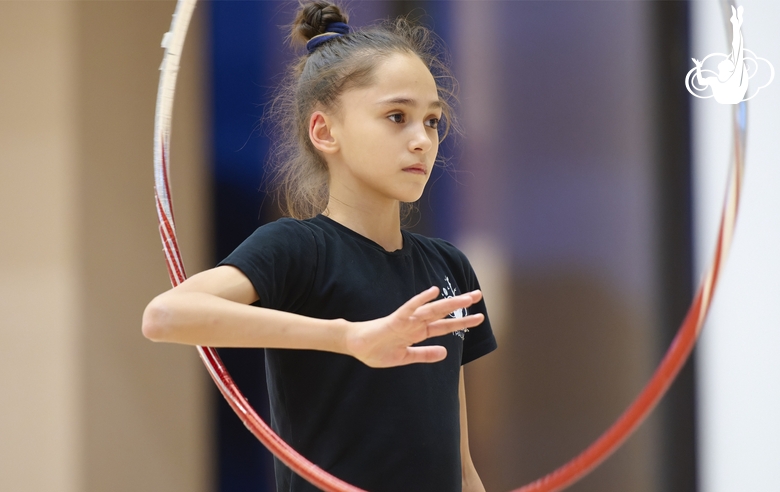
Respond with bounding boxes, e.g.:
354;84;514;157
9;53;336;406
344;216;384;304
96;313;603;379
376;97;443;109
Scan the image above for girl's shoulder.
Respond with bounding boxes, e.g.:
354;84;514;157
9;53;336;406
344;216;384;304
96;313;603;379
404;231;473;270
248;216;320;240
225;216;320;261
218;217;320;311
404;229;460;254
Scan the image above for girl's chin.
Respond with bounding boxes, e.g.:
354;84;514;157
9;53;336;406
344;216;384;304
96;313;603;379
397;184;428;202
394;192;425;203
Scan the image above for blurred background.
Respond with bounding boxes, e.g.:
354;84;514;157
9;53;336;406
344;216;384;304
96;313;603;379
1;1;777;491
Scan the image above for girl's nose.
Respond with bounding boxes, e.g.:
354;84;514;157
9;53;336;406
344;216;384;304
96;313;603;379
410;124;432;152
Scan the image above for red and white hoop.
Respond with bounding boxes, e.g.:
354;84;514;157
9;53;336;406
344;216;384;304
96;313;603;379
152;1;747;490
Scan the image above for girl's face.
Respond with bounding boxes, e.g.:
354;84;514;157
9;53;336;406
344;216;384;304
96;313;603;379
315;52;442;206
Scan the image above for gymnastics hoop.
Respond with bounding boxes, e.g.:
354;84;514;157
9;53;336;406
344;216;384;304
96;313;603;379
153;2;746;491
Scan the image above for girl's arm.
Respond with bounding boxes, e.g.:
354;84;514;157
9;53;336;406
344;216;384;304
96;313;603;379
460;368;487;492
142;265;485;368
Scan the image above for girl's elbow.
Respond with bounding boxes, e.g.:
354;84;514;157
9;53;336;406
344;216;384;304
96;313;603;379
142;295;173;342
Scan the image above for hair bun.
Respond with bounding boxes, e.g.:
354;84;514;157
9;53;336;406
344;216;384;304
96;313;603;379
290;1;349;46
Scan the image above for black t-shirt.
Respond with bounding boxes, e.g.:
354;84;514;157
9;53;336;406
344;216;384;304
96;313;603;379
218;214;497;492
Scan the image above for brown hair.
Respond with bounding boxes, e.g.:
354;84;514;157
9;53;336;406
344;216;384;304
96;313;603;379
261;0;463;220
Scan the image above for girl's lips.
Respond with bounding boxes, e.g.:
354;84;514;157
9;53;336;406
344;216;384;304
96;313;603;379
402;165;426;175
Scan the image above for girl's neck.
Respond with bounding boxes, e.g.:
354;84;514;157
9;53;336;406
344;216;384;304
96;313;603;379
323;198;403;252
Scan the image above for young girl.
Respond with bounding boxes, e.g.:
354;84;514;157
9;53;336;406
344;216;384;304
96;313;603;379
143;2;496;491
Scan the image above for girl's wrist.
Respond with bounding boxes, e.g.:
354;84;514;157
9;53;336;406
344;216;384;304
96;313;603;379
333;317;354;357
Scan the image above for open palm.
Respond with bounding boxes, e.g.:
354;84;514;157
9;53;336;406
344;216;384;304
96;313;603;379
346;286;485;368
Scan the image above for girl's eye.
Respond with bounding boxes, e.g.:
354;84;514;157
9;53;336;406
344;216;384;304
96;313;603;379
388;113;439;129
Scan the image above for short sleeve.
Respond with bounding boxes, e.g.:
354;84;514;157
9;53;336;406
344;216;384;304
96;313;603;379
217;218;318;313
435;239;498;365
458;251;498;365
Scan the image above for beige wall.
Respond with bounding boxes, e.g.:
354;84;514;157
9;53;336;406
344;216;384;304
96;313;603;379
0;2;211;491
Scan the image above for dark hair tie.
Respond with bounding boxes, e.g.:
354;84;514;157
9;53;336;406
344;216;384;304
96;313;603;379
306;21;351;54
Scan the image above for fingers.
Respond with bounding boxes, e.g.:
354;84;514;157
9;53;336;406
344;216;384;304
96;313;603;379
397;286;441;318
358;287;485;367
426;313;485;338
412;289;482;323
398;286;480;322
401;345;447;365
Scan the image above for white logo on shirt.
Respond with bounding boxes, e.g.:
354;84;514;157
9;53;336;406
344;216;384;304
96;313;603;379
441;276;468;340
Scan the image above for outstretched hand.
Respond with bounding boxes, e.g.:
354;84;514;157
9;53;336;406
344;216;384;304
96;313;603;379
345;286;485;368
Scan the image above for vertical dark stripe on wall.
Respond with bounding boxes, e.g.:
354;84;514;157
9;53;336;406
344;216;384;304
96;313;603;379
650;3;697;492
209;1;276;491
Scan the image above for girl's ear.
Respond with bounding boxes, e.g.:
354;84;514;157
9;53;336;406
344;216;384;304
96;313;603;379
309;111;339;154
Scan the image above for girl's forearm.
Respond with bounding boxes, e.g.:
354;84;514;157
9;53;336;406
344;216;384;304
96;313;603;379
142;290;350;352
